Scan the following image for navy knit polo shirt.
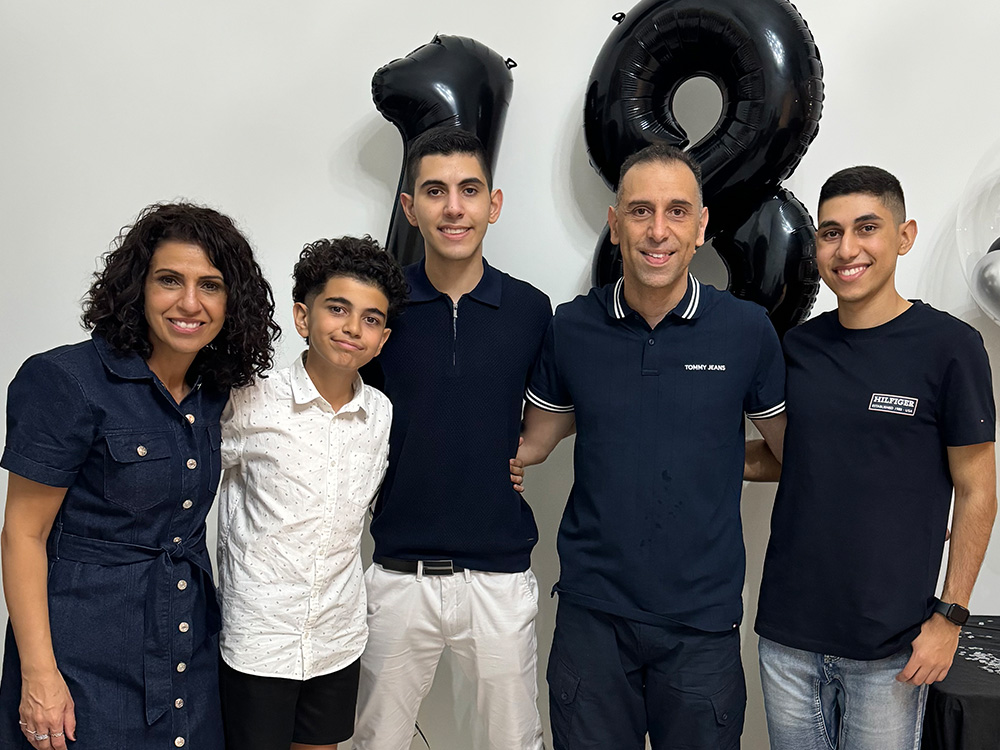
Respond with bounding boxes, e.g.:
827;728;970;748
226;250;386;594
368;258;552;572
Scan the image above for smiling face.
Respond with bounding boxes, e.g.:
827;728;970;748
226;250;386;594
144;241;227;366
294;275;391;378
400;152;502;266
609;159;708;295
816;192;916;309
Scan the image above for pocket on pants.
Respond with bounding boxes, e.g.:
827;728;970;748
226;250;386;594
547;656;581;742
709;676;746;749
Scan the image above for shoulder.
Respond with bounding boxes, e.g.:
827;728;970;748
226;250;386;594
228;363;292;409
496;269;552;313
362;382;392;414
553;286;606;323
13;339;100;389
909;302;986;346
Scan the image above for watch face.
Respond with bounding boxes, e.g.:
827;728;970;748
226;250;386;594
949;604;971;625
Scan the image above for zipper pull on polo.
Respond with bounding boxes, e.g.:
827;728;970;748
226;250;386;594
452;300;459;367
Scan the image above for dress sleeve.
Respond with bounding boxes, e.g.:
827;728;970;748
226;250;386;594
525;318;574;413
220;390;246;471
1;353;95;487
940;328;996;446
745;312;787;421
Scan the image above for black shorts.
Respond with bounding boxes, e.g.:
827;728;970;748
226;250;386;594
219;656;361;749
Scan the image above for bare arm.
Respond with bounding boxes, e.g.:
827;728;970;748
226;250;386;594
509;405;575;492
745;412;787;482
1;474;76;746
898;441;997;685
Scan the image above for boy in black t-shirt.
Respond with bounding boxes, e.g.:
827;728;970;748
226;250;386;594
746;166;996;749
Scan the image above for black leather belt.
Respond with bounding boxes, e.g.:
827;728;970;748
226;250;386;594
376;556;466;575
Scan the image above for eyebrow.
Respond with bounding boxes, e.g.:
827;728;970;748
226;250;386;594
624;198;694;210
817;213;885;230
418;176;486;190
152;267;224;282
323;296;386;318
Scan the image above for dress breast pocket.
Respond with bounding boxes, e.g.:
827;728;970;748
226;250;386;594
104;432;175;511
347;451;385;511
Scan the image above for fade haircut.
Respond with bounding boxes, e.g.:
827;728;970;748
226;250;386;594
292;234;408;321
616;143;704;208
403;127;492;194
819;166;906;223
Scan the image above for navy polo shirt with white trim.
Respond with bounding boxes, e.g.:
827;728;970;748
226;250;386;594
368;259;552;572
528;275;785;631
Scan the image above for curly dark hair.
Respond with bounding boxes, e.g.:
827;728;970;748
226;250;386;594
292;235;408;321
82;202;281;389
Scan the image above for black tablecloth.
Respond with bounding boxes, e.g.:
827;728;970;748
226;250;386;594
922;617;1000;750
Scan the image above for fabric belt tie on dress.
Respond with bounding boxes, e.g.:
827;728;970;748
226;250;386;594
48;524;220;726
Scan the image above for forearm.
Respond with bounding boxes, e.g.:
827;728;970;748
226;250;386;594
941;487;996;606
744;439;781;482
518;406;575;466
1;530;58;677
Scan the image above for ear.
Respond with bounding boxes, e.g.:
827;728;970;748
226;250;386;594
400;193;419;228
607;205;620;245
374;327;391;357
897;219;917;257
696;206;709;248
292;301;311;340
488;188;503;224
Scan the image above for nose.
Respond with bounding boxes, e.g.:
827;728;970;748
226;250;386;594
342;313;361;337
177;283;201;313
443;189;463;218
649;210;671;243
837;231;862;260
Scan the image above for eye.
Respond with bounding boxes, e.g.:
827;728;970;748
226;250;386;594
463;186;479;196
328;305;345;315
364;315;382;326
630;206;651;217
201;280;223;292
670;207;688;218
426;187;444;197
820;229;841;241
859;224;877;233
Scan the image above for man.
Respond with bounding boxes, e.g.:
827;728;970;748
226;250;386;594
516;143;786;749
352;127;551;750
749;166;997;749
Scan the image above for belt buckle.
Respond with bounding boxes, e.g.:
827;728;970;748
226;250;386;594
423;559;454;575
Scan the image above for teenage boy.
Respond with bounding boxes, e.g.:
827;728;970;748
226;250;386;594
515;143;786;749
216;236;407;750
749;166;997;749
352;127;551;750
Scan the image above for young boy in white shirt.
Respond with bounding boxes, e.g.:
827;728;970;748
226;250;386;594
217;235;407;750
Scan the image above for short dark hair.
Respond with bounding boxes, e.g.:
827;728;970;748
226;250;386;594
616;143;704;207
819;166;906;222
292;235;408;321
82;202;280;389
403;127;492;193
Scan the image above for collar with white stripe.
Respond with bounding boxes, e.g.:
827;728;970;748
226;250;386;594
607;272;703;322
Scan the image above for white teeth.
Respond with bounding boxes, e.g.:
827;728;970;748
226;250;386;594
442;228;467;235
172;320;202;329
839;266;865;277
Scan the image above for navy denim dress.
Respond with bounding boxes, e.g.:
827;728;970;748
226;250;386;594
0;335;227;749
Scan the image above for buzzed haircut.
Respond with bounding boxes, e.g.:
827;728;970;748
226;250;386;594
616;143;704;207
292;235;408;321
403;126;493;194
819;166;906;223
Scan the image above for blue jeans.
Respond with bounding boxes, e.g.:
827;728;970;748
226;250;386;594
758;637;928;750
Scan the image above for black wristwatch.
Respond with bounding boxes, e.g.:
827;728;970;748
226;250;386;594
934;599;970;626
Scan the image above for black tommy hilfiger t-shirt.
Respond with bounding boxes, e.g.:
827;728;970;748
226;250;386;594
756;302;995;660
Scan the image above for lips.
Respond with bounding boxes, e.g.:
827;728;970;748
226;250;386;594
168;318;206;333
639;249;674;266
439;226;471;240
333;339;362;351
834;263;870;280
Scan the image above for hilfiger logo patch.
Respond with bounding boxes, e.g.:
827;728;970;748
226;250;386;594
684;364;726;371
869;393;918;416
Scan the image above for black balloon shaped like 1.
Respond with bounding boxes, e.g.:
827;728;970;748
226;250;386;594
372;35;516;267
585;0;824;335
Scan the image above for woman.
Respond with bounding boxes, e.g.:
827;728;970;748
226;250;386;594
0;203;280;749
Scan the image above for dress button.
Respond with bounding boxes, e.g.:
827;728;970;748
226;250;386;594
136;445;148;457
186;459;197;470
176;662;187;673
175;737;186;747
177;580;188;591
185;413;195;424
172;536;182;544
178;622;190;633
182;499;193;510
174;698;185;709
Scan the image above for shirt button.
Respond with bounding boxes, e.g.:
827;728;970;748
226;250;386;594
172;536;182;544
178;622;190;633
136;445;148;457
186;459;197;470
177;580;188;591
176;662;187;673
175;737;186;747
648;338;655;346
185;413;195;424
174;698;185;709
182;500;193;510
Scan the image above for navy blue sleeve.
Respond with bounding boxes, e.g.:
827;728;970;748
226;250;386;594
745;312;786;420
940;328;996;446
1;353;95;487
525;317;573;413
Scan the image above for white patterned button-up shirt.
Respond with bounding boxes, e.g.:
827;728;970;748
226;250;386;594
217;353;391;679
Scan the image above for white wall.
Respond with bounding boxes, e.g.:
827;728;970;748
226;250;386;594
2;2;999;748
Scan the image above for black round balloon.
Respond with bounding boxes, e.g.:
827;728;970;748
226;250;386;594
372;35;515;266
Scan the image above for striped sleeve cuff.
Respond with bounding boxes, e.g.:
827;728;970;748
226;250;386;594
525;387;574;413
746;401;786;420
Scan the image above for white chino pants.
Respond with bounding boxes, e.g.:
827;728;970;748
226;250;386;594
353;563;544;750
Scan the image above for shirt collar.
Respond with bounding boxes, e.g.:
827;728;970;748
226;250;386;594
92;332;155;380
606;272;703;322
407;258;502;308
291;351;368;415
